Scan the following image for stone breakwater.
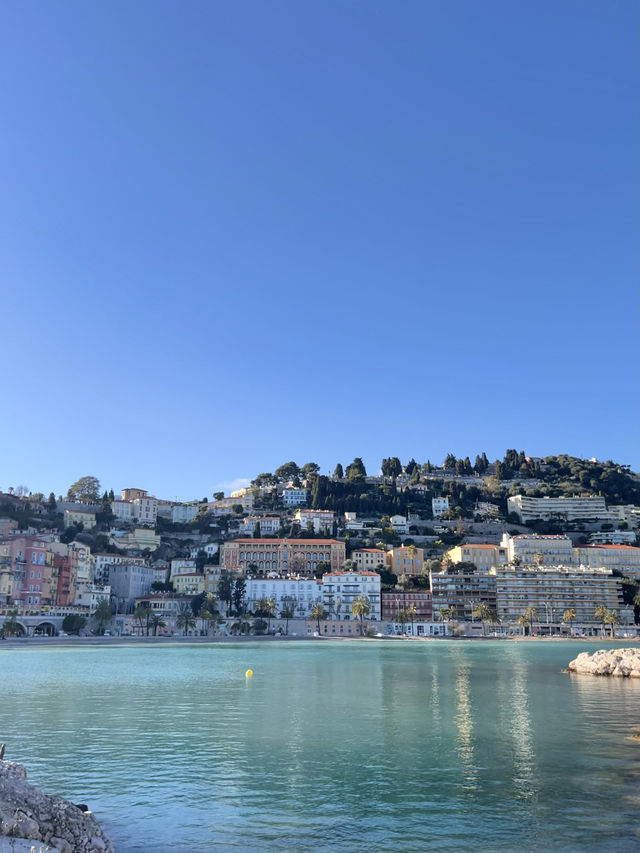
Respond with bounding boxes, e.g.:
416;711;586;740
567;648;640;678
0;760;113;853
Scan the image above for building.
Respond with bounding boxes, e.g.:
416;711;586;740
74;583;111;612
494;566;628;626
64;509;96;530
574;544;640;577
446;544;509;572
245;577;322;619
389;515;409;534
212;494;255;514
93;553;149;585
352;549;386;571
381;591;433;621
507;494;607;523
293;509;335;534
282;489;307;507
432;497;450;518
108;563;155;612
222;539;346;576
0;535;55;607
0;519;18;536
385;546;424;577
429;571;497;622
238;516;281;536
475;501;500;518
121;488;148;502
172;573;205;596
170;559;197;581
500;533;574;566
321;571;381;621
111;501;134;522
109;528;161;552
588;531;637;545
172;504;200;524
132;496;158;527
189;542;220;560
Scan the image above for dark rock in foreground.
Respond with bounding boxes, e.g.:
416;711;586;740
567;648;640;678
0;759;113;853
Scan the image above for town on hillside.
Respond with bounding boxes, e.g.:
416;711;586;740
1;452;640;640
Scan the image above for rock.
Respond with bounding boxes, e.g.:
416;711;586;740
567;648;640;677
0;760;113;853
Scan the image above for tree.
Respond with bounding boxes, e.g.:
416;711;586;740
176;603;196;635
301;462;320;480
231;504;244;515
517;606;537;636
595;606;619;637
381;457;402;481
280;599;295;634
562;608;576;633
333;464;344;479
62;614;87;635
396;607;409;635
472;602;492;636
443;454;457;470
405;459;418;476
255;596;276;631
133;605;149;635
213;492;225;501
350;595;370;636
47;493;57;513
151;580;174;593
2;610;23;637
66;476;101;503
218;572;234;615
406;604;417;635
232;577;247;617
345;458;367;483
310;604;328;634
93;599;112;634
274;462;300;483
253;617;268;635
148;613;166;636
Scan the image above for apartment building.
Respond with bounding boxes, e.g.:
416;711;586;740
446;544;509;571
500;533;575;566
172;504;199;524
381;591;433;620
93;553;148;585
108;563;155;611
64;509;96;530
282;489;307;507
507;494;607;522
238;516;281;536
574;544;640;577
222;539;345;576
352;548;386;570
321;571;381;621
385;546;424;577
294;509;335;533
0;536;55;607
432;497;450;517
494;566;628;625
429;571;497;622
245;577;322;619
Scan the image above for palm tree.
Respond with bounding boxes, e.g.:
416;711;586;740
264;595;276;632
594;605;608;636
517;606;537;636
350;595;370;636
310;603;328;634
133;604;149;636
280;600;295;635
603;609;619;638
397;607;409;635
148;613;166;636
472;602;492;636
176;603;196;636
562;608;577;634
93;599;112;635
439;606;455;623
406;604;417;635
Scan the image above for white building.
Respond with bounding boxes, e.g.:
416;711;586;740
321;571;381;621
432;497;450;517
245;577;322;619
588;531;637;545
170;559;197;580
294;509;335;534
111;500;134;522
93;553;148;585
74;583;111;612
238;516;281;536
172;504;199;524
500;533;575;566
507;494;607;523
108;563;155;612
390;515;409;534
283;489;307;507
132;496;158;527
189;542;220;559
574;544;640;577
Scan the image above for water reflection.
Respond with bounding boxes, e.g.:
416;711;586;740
510;666;538;803
451;650;477;792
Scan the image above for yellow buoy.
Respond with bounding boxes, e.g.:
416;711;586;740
245;669;253;677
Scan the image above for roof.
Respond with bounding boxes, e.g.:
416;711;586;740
581;544;639;551
459;544;498;550
324;571;380;577
353;548;385;554
228;538;343;545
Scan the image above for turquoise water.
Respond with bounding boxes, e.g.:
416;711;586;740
1;640;639;852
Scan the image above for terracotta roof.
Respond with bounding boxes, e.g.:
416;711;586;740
228;538;342;545
460;544;498;550
581;544;639;551
353;548;385;554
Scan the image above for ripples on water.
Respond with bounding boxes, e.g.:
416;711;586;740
1;641;639;852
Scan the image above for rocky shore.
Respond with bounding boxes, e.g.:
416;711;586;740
567;648;640;678
0;758;113;853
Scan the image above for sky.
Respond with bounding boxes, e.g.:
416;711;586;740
1;0;638;501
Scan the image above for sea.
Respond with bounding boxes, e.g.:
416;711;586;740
1;639;638;852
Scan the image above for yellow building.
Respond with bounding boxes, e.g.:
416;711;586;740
352;548;386;570
385;546;424;576
446;544;508;571
172;573;205;596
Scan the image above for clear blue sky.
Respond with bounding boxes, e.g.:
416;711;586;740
1;0;637;500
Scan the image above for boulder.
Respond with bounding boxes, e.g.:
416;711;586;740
0;760;113;853
567;648;640;677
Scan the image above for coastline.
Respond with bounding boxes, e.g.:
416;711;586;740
1;633;638;649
